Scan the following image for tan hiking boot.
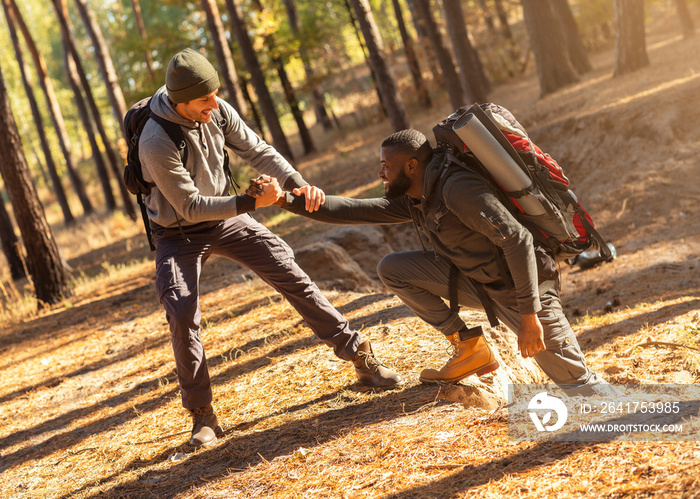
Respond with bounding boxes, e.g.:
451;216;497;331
352;341;403;389
419;329;499;384
188;404;223;447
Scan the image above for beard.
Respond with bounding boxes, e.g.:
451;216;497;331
385;168;412;199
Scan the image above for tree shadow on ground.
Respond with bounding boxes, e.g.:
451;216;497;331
59;384;441;499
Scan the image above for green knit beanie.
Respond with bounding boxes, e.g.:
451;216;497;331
166;48;220;104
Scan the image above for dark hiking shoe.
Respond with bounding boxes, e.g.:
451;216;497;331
188;404;223;447
352;341;403;389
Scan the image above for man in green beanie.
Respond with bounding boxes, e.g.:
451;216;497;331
138;48;402;448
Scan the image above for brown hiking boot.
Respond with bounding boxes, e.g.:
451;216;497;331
352;341;403;389
188;404;223;447
419;328;499;384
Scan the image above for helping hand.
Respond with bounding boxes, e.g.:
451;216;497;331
292;185;326;212
249;176;282;209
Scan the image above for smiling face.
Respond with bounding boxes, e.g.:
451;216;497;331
174;89;219;123
379;146;414;199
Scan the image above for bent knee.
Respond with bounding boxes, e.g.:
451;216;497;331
376;252;404;284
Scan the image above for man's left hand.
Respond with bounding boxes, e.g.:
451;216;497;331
293;185;326;212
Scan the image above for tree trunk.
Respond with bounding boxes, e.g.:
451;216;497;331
224;0;294;161
413;0;465;109
0;65;69;306
521;0;579;96
391;0;431;108
73;0;129;136
1;0;74;226
552;0;593;75
442;0;490;104
0;191;26;280
52;0;137;221
344;0;386;116
62;36;117;212
200;0;248;116
613;0;650;77
404;0;441;83
251;0;315;155
674;0;695;39
282;0;334;130
10;0;94;217
347;0;410;131
129;0;156;83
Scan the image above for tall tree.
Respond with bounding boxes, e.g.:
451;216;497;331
404;0;441;82
51;0;136;220
52;0;137;220
252;0;315;155
0;65;69;306
521;0;579;96
674;0;695;39
347;0;410;131
62;34;117;213
613;0;650;77
413;0;465;109
7;0;94;217
73;0;129;136
224;0;294;160
1;0;74;226
282;0;334;130
552;0;593;75
0;190;26;280
442;0;490;104
200;0;248;116
129;0;156;83
391;0;431;108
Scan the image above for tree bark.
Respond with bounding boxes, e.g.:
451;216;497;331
413;0;465;109
0;191;26;280
1;0;74;226
674;0;695;39
613;0;650;77
442;0;490;104
200;0;248;116
0;65;69;306
10;0;94;217
282;0;335;130
552;0;593;75
224;0;294;161
52;0;137;221
347;0;410;131
129;0;156;83
73;0;129;136
251;0;315;155
391;0;431;108
62;36;116;212
404;0;441;83
521;0;579;96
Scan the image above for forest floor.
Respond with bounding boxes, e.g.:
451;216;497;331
1;12;700;499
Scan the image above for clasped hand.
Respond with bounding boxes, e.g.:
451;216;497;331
246;175;282;209
246;176;325;212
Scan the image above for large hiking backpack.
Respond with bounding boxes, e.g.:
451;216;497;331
123;97;231;251
433;102;614;264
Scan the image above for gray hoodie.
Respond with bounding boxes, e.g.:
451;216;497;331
139;86;306;228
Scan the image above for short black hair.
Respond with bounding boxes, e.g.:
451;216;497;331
381;129;432;165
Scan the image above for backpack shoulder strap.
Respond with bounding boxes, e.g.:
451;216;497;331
150;113;188;165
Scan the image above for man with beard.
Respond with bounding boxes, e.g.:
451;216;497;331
253;129;609;395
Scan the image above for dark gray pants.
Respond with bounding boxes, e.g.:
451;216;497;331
377;250;605;392
153;216;361;409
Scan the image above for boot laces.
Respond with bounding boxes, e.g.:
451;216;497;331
356;351;382;372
